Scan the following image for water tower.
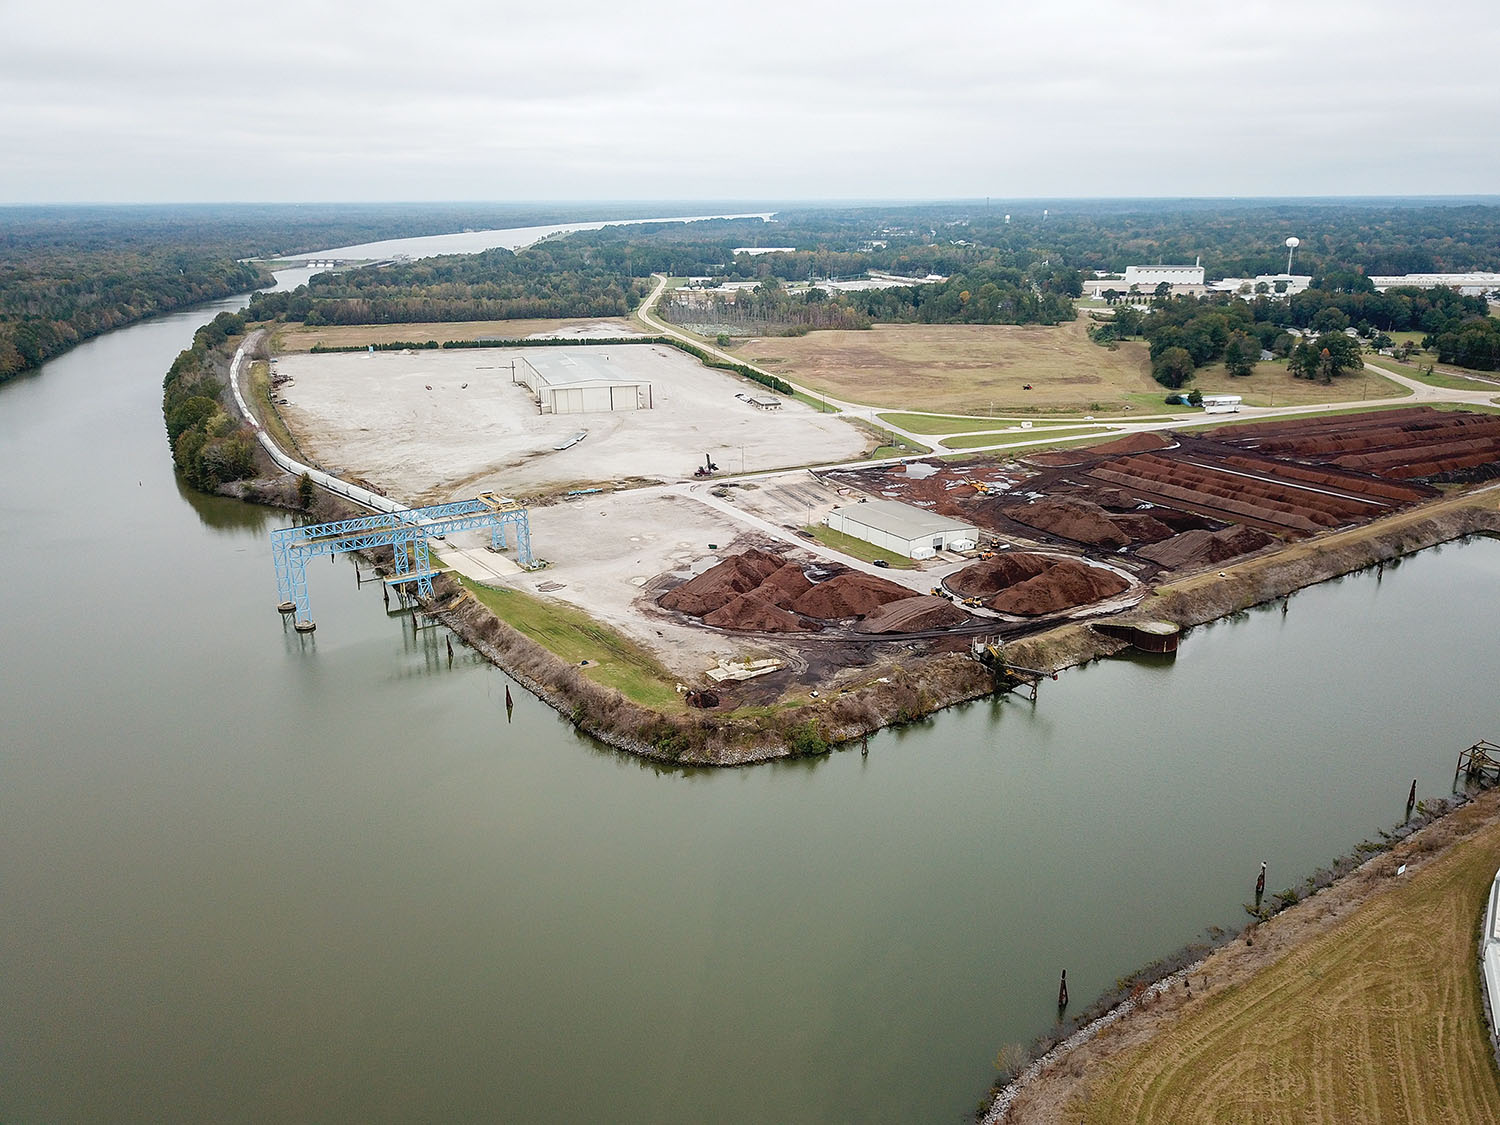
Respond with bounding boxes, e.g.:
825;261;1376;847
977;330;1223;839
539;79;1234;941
1285;236;1300;274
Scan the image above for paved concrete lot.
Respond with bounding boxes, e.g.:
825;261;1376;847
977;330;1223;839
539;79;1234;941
273;344;868;504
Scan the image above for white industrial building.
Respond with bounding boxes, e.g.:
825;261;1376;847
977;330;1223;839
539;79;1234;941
1124;261;1206;288
515;352;653;415
1369;272;1500;296
826;499;979;559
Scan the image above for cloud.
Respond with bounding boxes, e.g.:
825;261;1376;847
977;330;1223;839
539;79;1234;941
3;0;1498;201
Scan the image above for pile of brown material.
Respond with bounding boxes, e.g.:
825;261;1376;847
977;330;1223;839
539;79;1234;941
1026;431;1172;467
660;548;786;617
704;591;822;633
855;595;969;634
1005;497;1132;548
949;552;1130;615
790;572;915;619
1087;432;1175;456
756;562;814;607
988;560;1130;616
1137;526;1277;570
1108;512;1177;543
947;553;1052;598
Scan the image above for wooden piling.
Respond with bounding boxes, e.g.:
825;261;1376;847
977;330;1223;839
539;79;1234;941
1058;969;1068;1012
1406;778;1417;820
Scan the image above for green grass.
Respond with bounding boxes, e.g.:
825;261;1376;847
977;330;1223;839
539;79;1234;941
245;359;307;458
802;524;915;568
458;577;683;710
792;389;842;413
877;412;1081;434
943;426;1113;450
1368;356;1500;391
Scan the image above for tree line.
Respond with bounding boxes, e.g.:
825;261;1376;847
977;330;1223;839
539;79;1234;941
161;311;258;491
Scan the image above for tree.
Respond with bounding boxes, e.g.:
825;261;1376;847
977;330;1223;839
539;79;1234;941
298;472;315;510
1153;346;1195;388
1223;331;1257;376
1313;332;1363;382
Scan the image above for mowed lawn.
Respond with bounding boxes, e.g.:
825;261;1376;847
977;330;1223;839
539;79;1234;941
1064;801;1500;1124
738;321;1158;414
272;317;640;352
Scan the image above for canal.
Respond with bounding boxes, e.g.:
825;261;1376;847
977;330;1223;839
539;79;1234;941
2;242;1498;1123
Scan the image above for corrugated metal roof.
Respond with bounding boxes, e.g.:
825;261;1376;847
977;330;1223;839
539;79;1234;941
830;498;977;541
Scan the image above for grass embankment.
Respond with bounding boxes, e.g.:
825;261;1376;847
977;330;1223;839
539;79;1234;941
245;358;307;459
458;577;682;711
801;525;915;569
1046;789;1500;1124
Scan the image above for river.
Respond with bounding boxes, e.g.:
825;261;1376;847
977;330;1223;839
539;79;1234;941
2;225;1498;1123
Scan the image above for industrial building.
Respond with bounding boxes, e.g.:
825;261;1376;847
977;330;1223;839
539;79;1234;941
826;499;979;559
1124;261;1205;288
1368;272;1500;296
514;352;654;415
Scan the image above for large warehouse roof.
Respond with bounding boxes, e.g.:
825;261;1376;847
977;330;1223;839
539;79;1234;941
830;499;975;539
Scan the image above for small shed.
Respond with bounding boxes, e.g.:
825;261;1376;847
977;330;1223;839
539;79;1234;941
826;499;979;558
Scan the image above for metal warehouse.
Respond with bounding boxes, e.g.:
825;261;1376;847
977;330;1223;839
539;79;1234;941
515;353;654;415
825;499;979;559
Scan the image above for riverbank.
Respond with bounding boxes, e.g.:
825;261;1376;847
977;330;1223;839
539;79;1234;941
987;783;1500;1123
411;485;1500;766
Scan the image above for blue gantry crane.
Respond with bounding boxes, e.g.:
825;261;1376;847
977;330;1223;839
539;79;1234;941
270;492;533;632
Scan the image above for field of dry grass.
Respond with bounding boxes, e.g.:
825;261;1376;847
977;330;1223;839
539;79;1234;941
737;321;1157;414
736;323;1410;415
996;773;1500;1124
271;317;639;352
1057;797;1500;1124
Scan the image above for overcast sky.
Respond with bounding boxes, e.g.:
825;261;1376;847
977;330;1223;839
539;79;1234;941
4;0;1497;203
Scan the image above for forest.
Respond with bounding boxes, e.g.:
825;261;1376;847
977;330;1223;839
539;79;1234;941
0;202;718;382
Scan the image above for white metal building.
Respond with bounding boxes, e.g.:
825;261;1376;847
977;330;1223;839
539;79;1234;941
1124;262;1206;288
515;352;654;415
826;499;979;559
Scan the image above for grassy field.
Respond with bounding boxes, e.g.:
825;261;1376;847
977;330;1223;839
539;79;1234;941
1064;796;1500;1124
271;317;639;352
803;524;915;568
943;426;1112;450
1369;356;1500;392
458;577;682;711
738;321;1158;414
878;412;1083;434
1121;361;1411;412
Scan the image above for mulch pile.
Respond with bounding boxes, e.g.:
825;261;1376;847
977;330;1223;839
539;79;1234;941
856;595;969;634
1026;431;1172;467
660;550;966;634
949;552;1129;616
790;572;914;619
660;548;787;617
1005;497;1138;548
1137;526;1277;570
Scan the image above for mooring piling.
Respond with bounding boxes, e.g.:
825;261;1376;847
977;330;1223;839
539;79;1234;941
1406;778;1418;821
1057;969;1068;1014
1255;861;1267;905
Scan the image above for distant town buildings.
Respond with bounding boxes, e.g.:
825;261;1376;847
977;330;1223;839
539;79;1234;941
1368;272;1500;296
